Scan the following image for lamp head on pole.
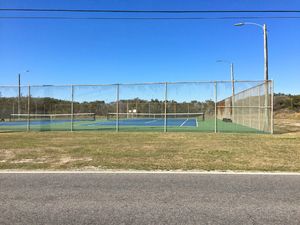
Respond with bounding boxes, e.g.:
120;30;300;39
216;59;231;64
234;22;245;27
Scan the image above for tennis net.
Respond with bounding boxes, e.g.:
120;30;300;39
10;113;96;122
107;112;205;121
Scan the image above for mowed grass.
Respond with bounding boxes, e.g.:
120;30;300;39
0;131;299;171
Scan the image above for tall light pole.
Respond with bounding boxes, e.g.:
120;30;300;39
234;22;270;131
234;22;268;81
216;60;235;97
17;70;29;116
18;74;21;115
216;60;235;119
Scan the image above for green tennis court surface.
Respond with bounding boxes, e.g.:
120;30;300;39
0;118;262;133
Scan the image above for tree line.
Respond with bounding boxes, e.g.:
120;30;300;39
0;97;215;119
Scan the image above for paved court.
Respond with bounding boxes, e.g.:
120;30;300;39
0;118;197;127
84;118;197;127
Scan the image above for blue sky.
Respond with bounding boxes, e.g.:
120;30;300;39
0;0;299;95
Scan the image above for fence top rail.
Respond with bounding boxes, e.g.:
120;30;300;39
0;80;269;88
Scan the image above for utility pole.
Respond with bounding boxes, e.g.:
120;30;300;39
263;24;268;81
230;63;235;97
18;74;21;116
216;60;235;119
234;22;270;132
17;70;29;117
230;63;235;120
263;24;270;132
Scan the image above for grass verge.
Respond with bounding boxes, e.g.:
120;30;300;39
0;131;299;171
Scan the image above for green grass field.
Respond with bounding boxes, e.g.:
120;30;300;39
0;131;299;171
1;117;296;171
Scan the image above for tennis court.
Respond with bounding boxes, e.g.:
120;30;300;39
84;118;197;127
0;118;198;128
0;112;201;128
0;81;273;133
0;115;262;133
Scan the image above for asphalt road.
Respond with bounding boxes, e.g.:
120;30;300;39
0;173;299;225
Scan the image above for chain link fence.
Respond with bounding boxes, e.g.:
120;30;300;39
0;80;273;133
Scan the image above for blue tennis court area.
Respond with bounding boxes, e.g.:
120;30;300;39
0;118;197;127
84;118;197;127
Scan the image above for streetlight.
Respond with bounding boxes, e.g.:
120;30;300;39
234;22;270;131
216;60;235;119
234;22;268;81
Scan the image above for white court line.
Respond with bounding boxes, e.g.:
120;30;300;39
145;120;157;124
179;118;189;127
0;170;300;175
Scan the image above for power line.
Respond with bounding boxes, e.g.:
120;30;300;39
0;8;300;13
1;16;300;20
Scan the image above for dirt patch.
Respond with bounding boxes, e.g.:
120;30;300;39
58;157;93;164
274;111;300;133
11;159;36;163
275;110;300;120
0;150;15;160
10;157;49;164
275;118;300;133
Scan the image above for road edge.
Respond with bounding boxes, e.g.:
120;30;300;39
0;170;300;175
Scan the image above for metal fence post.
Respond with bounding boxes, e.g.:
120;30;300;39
116;84;119;132
271;80;274;134
27;85;30;131
71;85;74;132
264;80;269;132
249;88;251;128
214;81;217;133
164;82;168;133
